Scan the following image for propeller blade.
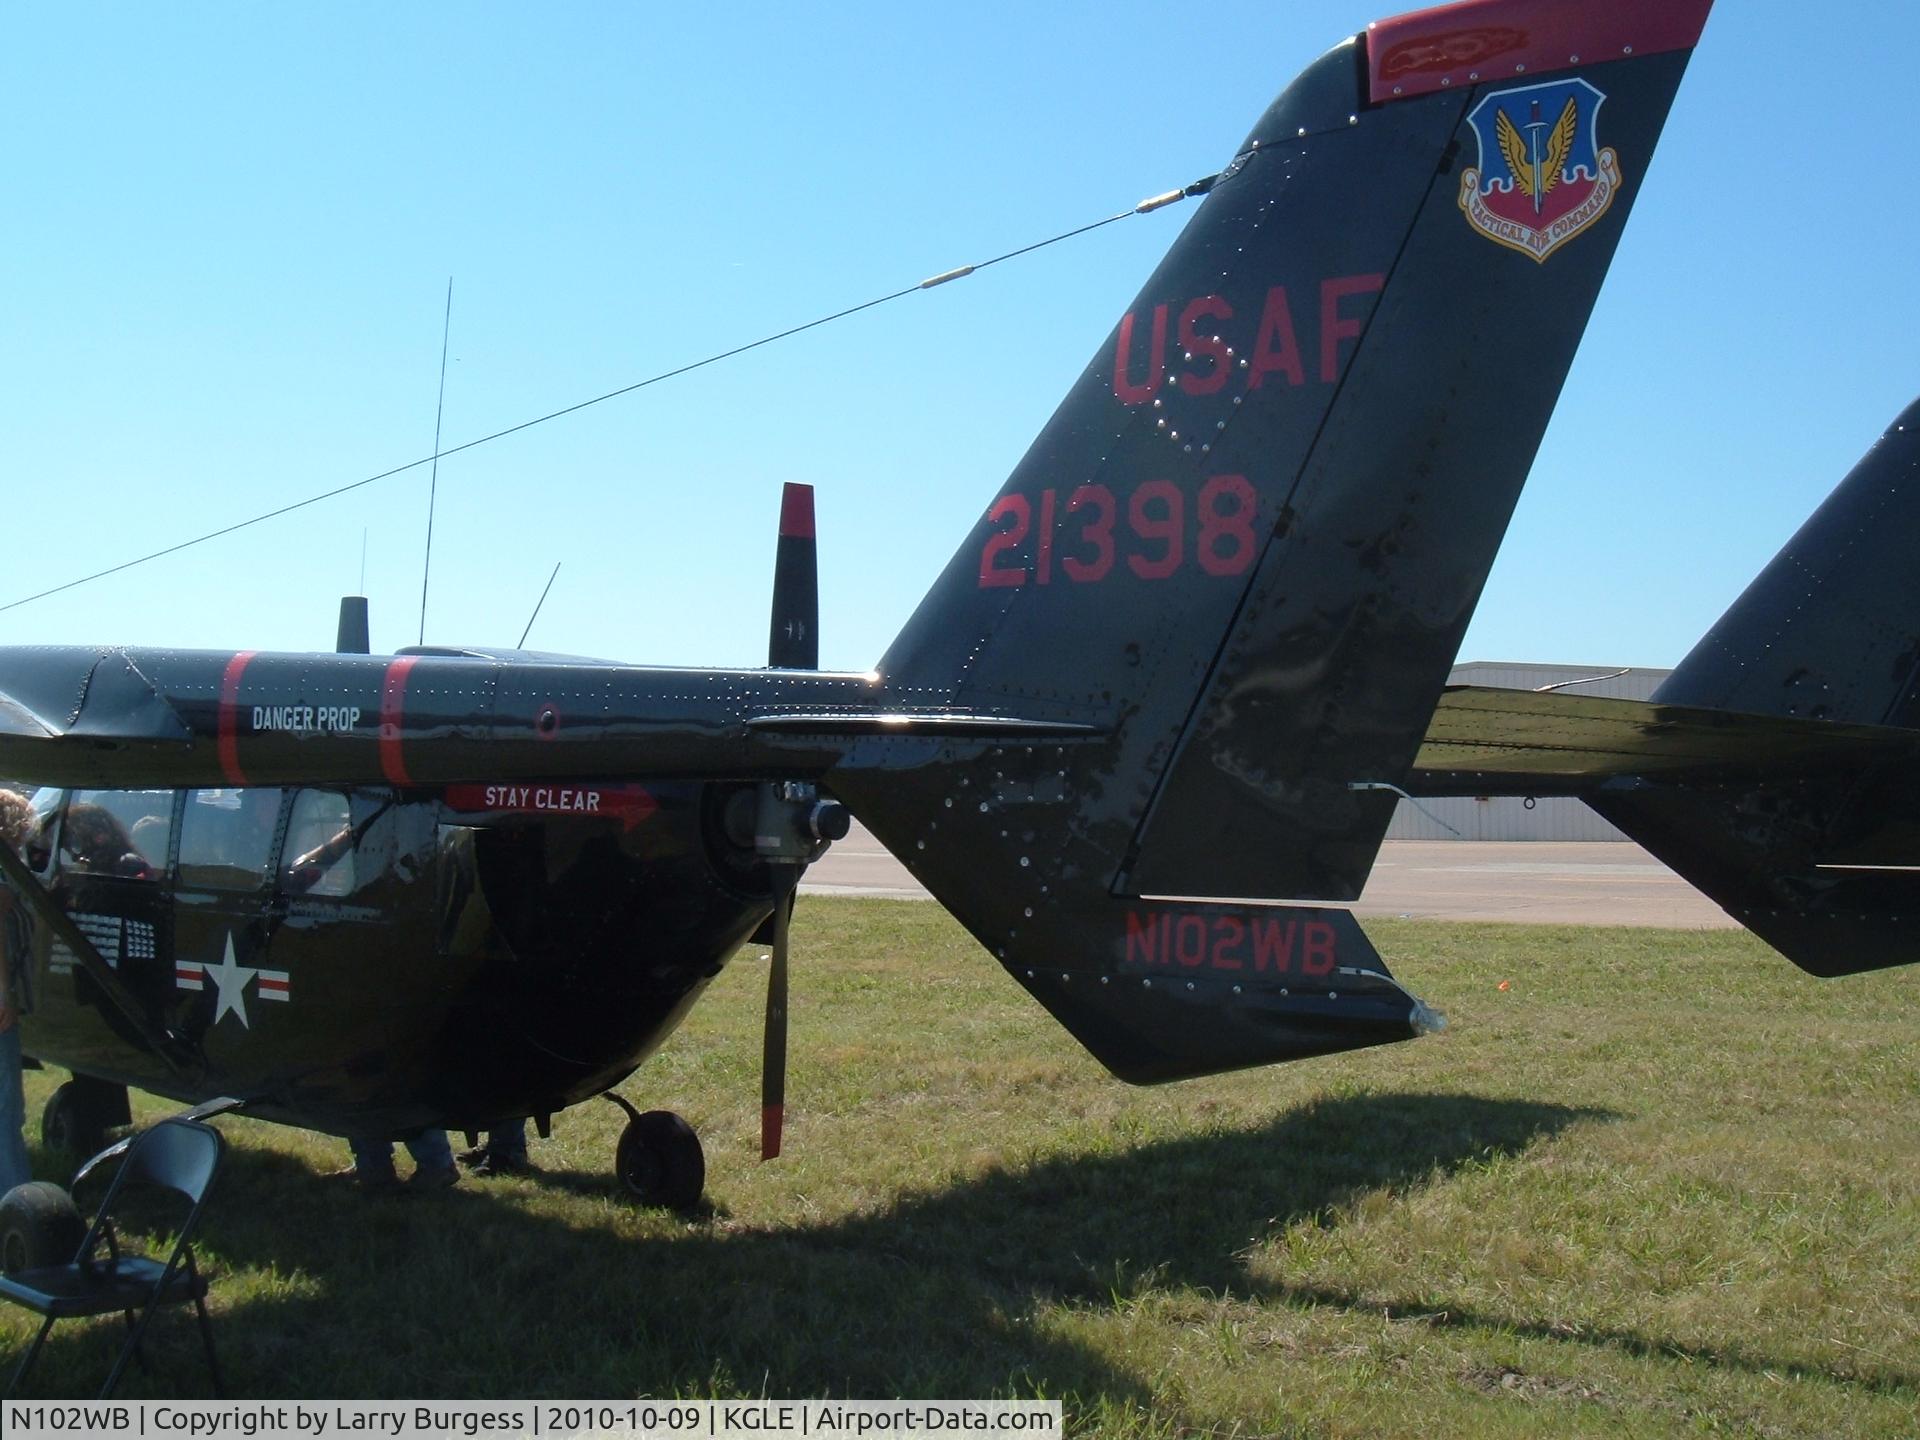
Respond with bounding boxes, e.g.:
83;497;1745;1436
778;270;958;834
767;483;818;669
760;880;794;1159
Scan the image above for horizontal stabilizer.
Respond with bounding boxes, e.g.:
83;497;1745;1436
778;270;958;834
1409;685;1920;795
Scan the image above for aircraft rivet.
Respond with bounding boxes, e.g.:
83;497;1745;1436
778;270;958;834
1392;85;1403;95
1468;71;1479;80
1019;856;1030;867
1170;430;1179;440
1183;351;1193;361
1330;992;1338;1000
944;798;952;808
979;802;989;812
1186;982;1196;992
1217;419;1227;429
1201;444;1210;454
1025;970;1034;978
917;840;925;850
1440;77;1451;87
1232;985;1242;995
1569;54;1579;63
1622;45;1632;55
1101;976;1110;985
1280;988;1289;997
1514;63;1524;72
1142;979;1151;988
1348;114;1357;125
1153;397;1163;408
1234;396;1243;405
1024;907;1033;917
1184;445;1192;453
1297;127;1307;137
1060;973;1069;983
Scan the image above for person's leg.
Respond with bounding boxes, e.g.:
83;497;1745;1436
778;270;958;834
346;1135;400;1192
403;1129;457;1188
487;1119;528;1161
0;1025;32;1194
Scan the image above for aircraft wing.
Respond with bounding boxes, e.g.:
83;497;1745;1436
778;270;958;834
0;693;57;741
1406;685;1920;795
0;645;1102;792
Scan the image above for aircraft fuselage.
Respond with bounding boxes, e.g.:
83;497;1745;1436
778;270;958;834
13;777;779;1137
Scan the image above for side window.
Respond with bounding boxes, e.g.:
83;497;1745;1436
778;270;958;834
24;788;65;876
63;790;171;881
282;790;356;898
177;788;286;892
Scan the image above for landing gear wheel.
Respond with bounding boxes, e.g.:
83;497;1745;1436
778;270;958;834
615;1110;704;1213
41;1080;118;1158
0;1181;85;1274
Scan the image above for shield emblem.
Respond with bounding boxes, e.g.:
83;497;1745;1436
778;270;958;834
1457;78;1622;263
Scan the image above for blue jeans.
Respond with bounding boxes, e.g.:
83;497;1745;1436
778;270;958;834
348;1128;453;1183
0;1024;30;1195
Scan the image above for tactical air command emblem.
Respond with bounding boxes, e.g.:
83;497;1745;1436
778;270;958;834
1458;78;1621;263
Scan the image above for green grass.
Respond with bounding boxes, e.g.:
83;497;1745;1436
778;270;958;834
4;901;1917;1436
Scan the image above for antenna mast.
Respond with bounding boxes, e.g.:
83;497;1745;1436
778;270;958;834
418;278;453;645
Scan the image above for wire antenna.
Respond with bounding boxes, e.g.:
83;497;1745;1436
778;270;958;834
2;176;1218;618
418;278;454;646
518;561;562;648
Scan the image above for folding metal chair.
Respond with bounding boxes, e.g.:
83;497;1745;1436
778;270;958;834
0;1118;225;1397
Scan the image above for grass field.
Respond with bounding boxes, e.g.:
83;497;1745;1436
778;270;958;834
3;899;1917;1436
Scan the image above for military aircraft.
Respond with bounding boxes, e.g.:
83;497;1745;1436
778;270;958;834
4;0;1911;1247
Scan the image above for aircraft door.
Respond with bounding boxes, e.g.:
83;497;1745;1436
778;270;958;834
29;788;176;1066
170;788;290;1063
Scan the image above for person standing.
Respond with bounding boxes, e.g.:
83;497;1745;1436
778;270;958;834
0;789;37;1195
343;1129;459;1196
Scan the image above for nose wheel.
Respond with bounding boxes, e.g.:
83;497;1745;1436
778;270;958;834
41;1076;130;1159
602;1096;704;1212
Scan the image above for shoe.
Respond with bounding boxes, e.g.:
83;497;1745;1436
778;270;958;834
408;1164;459;1192
455;1145;490;1167
467;1151;536;1178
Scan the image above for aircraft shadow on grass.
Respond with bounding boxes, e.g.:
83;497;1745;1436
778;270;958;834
10;1091;1909;1406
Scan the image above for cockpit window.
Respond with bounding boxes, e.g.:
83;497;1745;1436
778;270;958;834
24;787;64;876
177;788;286;892
282;790;356;897
63;791;170;881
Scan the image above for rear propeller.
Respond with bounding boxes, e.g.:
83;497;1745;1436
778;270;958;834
755;482;845;1159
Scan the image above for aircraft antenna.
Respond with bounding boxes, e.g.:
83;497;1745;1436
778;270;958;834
2;175;1219;617
418;277;454;646
518;561;562;648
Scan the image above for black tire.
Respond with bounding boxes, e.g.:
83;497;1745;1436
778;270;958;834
0;1181;85;1274
41;1081;111;1158
614;1110;704;1212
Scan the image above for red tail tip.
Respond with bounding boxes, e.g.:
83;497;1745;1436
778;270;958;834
779;483;815;540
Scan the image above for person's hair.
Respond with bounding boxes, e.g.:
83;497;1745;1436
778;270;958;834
0;788;33;851
64;802;137;860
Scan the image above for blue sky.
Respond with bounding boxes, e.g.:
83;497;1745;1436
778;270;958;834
3;1;1914;674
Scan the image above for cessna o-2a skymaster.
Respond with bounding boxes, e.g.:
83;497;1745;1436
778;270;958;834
1;0;1914;1240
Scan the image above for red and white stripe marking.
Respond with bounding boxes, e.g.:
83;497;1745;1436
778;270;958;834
257;969;290;1001
176;961;205;991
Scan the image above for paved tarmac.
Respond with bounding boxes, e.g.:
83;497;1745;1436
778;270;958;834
802;822;1735;928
